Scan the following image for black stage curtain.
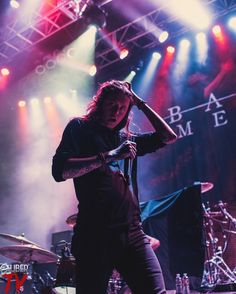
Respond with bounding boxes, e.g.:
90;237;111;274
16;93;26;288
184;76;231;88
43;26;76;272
140;184;205;290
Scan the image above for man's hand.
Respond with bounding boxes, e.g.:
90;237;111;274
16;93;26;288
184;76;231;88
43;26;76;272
124;81;144;107
109;140;137;160
146;235;160;251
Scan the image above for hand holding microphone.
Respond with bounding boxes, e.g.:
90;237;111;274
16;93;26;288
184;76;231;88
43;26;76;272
110;140;137;161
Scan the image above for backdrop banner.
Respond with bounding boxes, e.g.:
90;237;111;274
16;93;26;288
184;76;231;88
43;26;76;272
140;184;205;290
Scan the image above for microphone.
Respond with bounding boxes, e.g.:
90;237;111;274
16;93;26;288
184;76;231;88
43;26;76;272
124;158;131;185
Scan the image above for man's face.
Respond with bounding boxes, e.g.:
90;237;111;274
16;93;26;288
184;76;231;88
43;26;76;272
99;95;131;129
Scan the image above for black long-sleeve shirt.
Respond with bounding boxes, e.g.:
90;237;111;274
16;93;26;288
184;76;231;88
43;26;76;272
52;118;166;231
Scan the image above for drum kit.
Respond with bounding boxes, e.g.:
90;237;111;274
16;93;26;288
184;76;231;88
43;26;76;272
201;183;236;289
2;182;232;293
0;229;133;294
0;233;59;293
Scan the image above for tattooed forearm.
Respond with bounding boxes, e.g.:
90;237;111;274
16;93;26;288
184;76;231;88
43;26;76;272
62;152;116;180
62;160;102;179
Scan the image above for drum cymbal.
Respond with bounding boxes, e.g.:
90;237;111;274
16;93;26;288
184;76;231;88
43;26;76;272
0;233;39;246
66;214;77;227
0;244;58;263
200;182;214;193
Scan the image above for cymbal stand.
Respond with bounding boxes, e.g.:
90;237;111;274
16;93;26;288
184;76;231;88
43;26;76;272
26;261;45;294
202;203;218;285
204;246;236;284
202;202;236;288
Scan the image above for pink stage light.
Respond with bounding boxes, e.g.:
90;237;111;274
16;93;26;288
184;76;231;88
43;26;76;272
167;46;175;54
212;25;222;36
212;24;225;45
120;48;129;59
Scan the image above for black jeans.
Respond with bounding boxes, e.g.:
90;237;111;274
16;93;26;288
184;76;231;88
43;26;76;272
75;223;166;294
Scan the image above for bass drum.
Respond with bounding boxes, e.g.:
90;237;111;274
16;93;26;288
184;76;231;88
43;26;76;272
53;256;76;294
52;286;75;294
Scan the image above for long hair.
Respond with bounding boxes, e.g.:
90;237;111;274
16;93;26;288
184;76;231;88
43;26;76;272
83;80;134;130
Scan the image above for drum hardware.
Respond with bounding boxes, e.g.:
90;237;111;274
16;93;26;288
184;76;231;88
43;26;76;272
32;284;39;294
217;200;236;228
0;237;58;294
0;276;8;282
223;229;236;234
107;270;126;294
33;272;45;285
31;271;46;293
202;201;236;288
32;271;57;294
60;242;71;259
52;242;76;294
66;214;77;228
44;270;56;287
107;270;133;294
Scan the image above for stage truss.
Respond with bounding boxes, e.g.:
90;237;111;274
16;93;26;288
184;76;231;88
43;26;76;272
0;0;236;69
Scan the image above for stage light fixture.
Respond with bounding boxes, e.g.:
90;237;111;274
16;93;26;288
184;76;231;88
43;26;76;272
212;25;221;35
83;4;107;29
152;52;161;60
30;98;39;106
124;70;136;83
180;39;190;48
89;65;97;76
10;0;20;9
120;48;129;60
1;68;10;76
167;46;175;53
66;47;76;58
45;59;56;70
159;31;169;43
88;25;98;34
18;100;26;108
196;32;208;64
196;32;206;42
228;16;236;30
44;96;52;104
35;65;46;75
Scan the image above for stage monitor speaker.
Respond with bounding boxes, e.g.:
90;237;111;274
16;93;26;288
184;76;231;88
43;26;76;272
51;230;73;256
